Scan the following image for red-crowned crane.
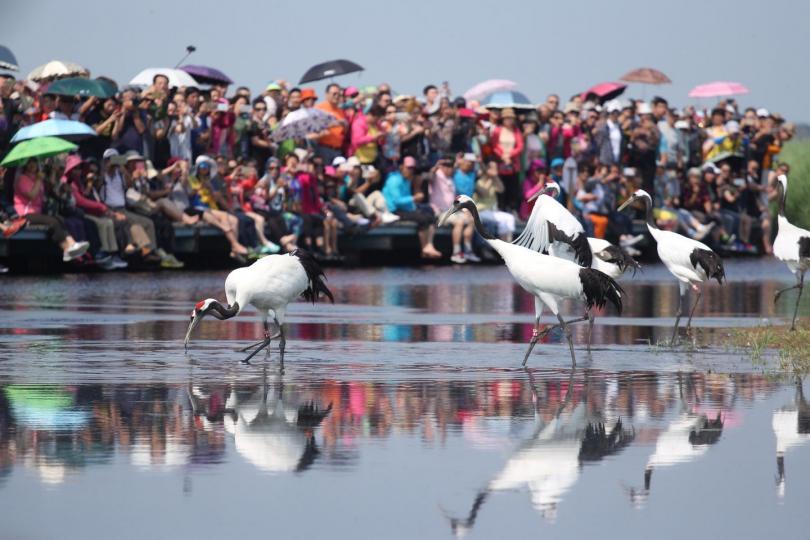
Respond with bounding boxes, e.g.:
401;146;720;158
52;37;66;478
438;195;623;366
184;249;334;366
618;189;724;346
772;174;810;330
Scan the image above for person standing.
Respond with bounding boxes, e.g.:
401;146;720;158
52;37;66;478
314;83;347;163
491;108;524;212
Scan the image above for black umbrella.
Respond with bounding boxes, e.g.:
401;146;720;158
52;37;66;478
299;59;363;84
0;45;18;71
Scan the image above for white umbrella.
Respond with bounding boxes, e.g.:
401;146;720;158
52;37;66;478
129;67;198;88
27;60;89;82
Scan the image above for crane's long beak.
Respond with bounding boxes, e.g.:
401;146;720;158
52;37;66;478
617;196;637;212
437;208;456;227
184;312;204;351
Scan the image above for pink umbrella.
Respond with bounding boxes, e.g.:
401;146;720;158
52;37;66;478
688;81;749;98
580;82;627;104
463;79;518;102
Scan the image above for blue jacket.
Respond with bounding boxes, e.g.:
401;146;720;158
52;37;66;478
382;171;415;212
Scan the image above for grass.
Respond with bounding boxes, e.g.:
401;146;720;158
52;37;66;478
777;139;810;228
732;324;810;374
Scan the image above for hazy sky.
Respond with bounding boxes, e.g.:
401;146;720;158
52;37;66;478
5;0;810;120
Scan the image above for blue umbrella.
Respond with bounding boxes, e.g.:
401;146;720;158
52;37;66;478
0;44;18;71
11;119;97;143
480;90;534;110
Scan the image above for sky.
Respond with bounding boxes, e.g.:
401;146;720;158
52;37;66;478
5;0;810;120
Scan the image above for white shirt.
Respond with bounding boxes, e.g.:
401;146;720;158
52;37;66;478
169;115;194;161
607;119;621;162
103;169;127;208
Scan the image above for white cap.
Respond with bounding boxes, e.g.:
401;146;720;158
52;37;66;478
102;148;119;160
462;152;477;162
605;99;621;113
674;120;689;130
332;156;347;167
346;156;361;168
725;120;740;134
636;102;652;115
702;162;721;174
756;108;770;118
725;104;736;114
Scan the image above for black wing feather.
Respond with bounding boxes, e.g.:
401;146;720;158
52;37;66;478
292;249;335;304
799;236;810;259
689;248;725;284
579;268;624;314
596;245;641;275
548;222;593;267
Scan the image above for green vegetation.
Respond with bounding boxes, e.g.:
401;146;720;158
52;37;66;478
732;324;810;374
777;139;810;228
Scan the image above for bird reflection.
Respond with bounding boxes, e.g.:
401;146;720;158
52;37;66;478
772;378;810;499
628;372;724;508
444;369;634;535
224;367;332;473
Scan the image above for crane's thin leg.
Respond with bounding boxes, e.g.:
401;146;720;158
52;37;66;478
790;273;805;331
276;318;286;373
243;336;273;364
685;290;703;337
533;315;590;341
670;288;685;347
522;324;540;367
558;313;576;367
240;318;274;352
586;312;595;353
774;283;801;303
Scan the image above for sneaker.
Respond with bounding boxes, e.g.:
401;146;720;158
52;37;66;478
619;234;645;247
694;222;715;241
464;251;482;263
63;241;90;262
98;257;117;271
161;256;185;269
381;213;400;225
3;218;27;238
0;264;8;274
450;253;466;264
111;255;129;269
260;243;281;255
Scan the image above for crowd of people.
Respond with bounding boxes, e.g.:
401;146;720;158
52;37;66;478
0;70;799;273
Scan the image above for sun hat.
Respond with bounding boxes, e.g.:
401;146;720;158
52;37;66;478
501;107;516;119
102;148;119;160
462;152;477;162
529;158;547;173
550;157;565;169
346;156;361;168
265;82;282;92
300;88;317;101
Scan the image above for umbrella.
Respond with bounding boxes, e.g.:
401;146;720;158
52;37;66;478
95;77;118;97
0;45;18;71
580;82;626;104
129;67;198;88
688;81;749;98
481;90;534;110
180;64;233;86
27;60;89;82
272;109;335;142
299;59;364;84
620;68;671;85
11;119;97;143
1;136;77;167
44;77;115;99
463;79;518;102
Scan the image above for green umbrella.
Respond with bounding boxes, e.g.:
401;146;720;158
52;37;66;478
46;77;115;98
0;136;77;167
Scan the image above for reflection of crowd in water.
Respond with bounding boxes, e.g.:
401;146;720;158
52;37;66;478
0;372;807;519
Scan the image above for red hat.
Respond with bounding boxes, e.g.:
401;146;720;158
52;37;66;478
344;86;359;98
63;154;84;176
300;88;318;101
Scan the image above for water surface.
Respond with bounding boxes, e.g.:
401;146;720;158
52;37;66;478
0;260;808;539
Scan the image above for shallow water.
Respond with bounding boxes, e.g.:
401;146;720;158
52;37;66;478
0;260;808;540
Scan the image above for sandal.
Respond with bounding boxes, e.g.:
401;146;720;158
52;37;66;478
3;218;27;238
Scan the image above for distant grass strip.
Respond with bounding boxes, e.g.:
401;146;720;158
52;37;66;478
732;323;810;373
778;140;810;228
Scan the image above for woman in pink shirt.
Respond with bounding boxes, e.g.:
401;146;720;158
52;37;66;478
429;159;475;264
13;158;89;261
520;159;548;221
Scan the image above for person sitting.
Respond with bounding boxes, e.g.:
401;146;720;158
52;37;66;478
12;158;89;262
341;157;399;225
382;156;441;259
474;160;515;241
430;158;476;264
251;157;298;252
186;155;250;262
